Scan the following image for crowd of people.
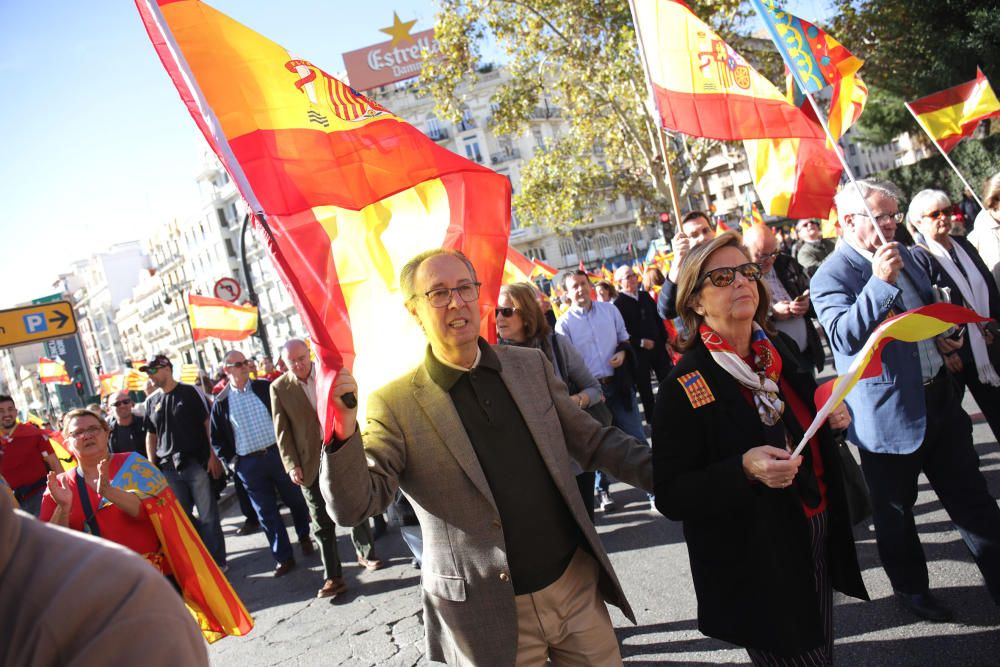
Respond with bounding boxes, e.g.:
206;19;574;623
2;174;1000;665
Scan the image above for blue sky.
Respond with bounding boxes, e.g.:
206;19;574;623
0;0;831;308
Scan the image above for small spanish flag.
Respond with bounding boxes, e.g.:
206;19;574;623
531;258;558;280
38;357;71;384
502;246;537;285
905;68;1000;153
187;294;258;342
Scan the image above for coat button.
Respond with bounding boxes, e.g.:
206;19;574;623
499;572;510;583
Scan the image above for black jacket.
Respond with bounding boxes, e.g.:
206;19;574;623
771;254;825;373
911;235;1000;368
652;335;867;655
614;290;667;349
209;379;273;463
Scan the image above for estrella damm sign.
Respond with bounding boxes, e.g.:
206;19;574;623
0;301;78;348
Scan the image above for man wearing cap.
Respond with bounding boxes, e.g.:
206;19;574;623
142;354;227;567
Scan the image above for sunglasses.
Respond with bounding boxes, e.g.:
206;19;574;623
225;360;249;369
112;399;133;407
495;306;519;318
698;262;762;288
923;208;952;220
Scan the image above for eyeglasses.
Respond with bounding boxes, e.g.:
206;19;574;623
698;262;762;288
923;208;951;220
758;250;780;261
112;399;133;407
225;360;248;369
495;306;519;318
420;282;481;308
852;211;904;226
69;425;103;439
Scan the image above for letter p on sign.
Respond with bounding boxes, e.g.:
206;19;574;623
23;313;47;334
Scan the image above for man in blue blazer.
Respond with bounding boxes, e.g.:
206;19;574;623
812;179;1000;622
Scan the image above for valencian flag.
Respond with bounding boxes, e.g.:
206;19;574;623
502;246;537;285
791;304;988;457
107;452;253;641
187;294;258;342
632;0;822;141
137;1;510;436
38;357;70;384
905;68;1000;153
743;2;867;219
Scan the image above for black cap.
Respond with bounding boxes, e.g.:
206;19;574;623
138;354;172;374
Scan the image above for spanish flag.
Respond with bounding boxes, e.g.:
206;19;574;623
632;0;822;140
137;0;510;438
905;68;1000;153
38;357;71;384
187;294;258;342
531;258;558;280
503;246;537;285
792;303;988;457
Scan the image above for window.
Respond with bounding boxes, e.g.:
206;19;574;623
224;238;237;258
458;107;476;131
532;127;545;150
525;247;547;261
464;140;483;163
849;145;857;156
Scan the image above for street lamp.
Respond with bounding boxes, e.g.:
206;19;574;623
239;213;272;358
162;287;207;369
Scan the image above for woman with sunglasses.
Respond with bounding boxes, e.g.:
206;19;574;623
909;188;1000;443
651;232;867;665
40;409;169;575
496;282;610;519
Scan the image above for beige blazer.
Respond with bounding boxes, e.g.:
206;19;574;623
320;344;652;666
271;370;324;487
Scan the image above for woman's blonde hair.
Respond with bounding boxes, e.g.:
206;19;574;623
61;408;110;438
674;231;772;352
498;282;550;344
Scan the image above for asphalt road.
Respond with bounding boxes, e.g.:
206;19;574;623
209;393;1000;666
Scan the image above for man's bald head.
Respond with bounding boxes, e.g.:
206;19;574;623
741;225;779;274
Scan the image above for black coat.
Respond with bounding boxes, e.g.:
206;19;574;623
209;379;273;463
771;254;825;373
652;336;867;655
614;290;667;348
911;235;1000;369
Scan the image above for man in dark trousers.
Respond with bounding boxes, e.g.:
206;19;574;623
210;350;313;578
613;264;671;427
143;354;226;567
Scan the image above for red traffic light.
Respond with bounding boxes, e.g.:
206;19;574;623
659;212;671;223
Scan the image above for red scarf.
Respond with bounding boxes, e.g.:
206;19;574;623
700;323;784;424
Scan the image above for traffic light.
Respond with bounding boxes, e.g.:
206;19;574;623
659;212;671;224
74;381;84;397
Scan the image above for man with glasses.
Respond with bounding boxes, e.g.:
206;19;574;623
744;224;825;376
210;350;314;578
812;179;1000;622
321;249;652;666
795;219;836;278
107;390;145;455
271;338;380;597
142;353;227;568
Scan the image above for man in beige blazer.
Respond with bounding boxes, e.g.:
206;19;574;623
321;249;653;666
271;339;380;599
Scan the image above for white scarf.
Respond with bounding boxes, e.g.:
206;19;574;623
701;324;785;426
923;237;1000;386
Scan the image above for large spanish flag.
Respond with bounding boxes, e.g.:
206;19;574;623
905;68;1000;153
187;294;258;342
137;1;510;437
632;0;822;140
38;357;70;384
791;303;988;457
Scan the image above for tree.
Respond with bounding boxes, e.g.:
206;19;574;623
421;0;753;235
830;0;1000;144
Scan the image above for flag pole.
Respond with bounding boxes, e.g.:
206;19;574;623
748;1;888;246
627;0;683;228
903;104;986;210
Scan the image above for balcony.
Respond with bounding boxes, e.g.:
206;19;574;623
427;128;450;142
490;148;521;165
530;103;562;120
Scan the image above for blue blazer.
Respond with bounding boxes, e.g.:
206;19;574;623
811;242;935;454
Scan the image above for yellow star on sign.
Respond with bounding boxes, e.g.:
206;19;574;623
380;12;418;46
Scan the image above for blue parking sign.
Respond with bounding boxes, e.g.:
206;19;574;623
23;313;48;334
